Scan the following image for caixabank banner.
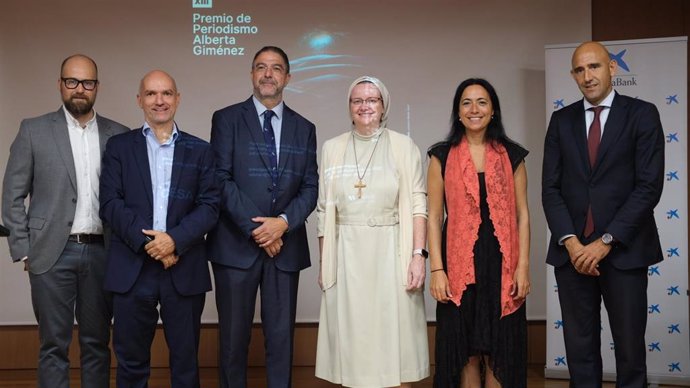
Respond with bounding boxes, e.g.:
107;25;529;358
545;37;689;386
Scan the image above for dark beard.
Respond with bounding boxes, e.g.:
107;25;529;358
64;97;94;117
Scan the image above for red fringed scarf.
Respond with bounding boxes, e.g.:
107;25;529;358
444;137;523;317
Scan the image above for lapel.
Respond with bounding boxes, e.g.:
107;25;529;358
594;92;627;171
241;98;273;173
278;104;295;179
133;128;154;207
168;130;187;212
569;102;591;174
96;114;114;157
51;108;78;193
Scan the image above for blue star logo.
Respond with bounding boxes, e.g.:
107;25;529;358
667;286;680;295
609;49;630;72
666;171;680;181
666;95;679;105
666;132;679;142
666;247;679;257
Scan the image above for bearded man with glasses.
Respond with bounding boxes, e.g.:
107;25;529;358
2;54;128;388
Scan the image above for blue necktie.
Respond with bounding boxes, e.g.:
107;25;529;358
262;110;278;204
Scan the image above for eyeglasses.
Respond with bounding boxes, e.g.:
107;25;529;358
350;97;381;106
61;77;98;91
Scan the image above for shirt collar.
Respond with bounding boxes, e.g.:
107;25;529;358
252;95;284;119
142;122;179;145
583;89;615;111
63;105;97;128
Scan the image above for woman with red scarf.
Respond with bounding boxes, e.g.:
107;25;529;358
427;78;531;388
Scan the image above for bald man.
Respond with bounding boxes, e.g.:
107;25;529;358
100;70;219;388
2;54;128;388
542;41;665;388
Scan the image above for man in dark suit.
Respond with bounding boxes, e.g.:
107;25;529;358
208;46;318;388
542;41;665;388
2;54;128;388
100;70;219;388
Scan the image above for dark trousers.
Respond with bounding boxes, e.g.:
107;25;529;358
555;259;648;388
29;240;112;388
213;257;300;388
112;258;205;388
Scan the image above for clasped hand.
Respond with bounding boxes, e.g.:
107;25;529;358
565;236;611;276
143;229;178;269
251;216;288;258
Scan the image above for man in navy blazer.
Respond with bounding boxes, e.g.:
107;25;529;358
542;41;665;388
208;46;318;388
100;70;219;388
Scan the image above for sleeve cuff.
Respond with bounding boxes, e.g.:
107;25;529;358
558;234;576;245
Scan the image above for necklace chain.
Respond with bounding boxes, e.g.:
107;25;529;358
352;131;381;198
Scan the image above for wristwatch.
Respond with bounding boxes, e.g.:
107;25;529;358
412;248;429;259
601;233;614;245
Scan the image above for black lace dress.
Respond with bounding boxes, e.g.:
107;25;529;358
428;141;528;388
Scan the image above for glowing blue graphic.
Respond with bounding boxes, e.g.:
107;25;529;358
666;170;680;181
553;99;565;109
307;33;334;51
285;30;363;95
609;49;630;72
666;209;679;219
554;320;563;329
666;94;679;104
666;132;679;142
648;266;661;276
648;304;661;314
667;286;680;295
669;362;681;372
554;356;567;366
667;247;679;257
668;324;681;334
648;342;661;352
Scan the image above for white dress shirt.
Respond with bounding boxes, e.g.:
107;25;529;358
64;106;102;234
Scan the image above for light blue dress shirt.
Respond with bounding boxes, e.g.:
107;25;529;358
143;123;179;232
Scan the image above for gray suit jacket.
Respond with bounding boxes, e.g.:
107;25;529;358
2;108;129;274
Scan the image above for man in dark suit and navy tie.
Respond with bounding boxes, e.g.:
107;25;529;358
208;46;318;388
542;41;665;388
100;70;219;388
2;54;128;388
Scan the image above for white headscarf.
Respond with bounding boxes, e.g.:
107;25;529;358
347;75;391;129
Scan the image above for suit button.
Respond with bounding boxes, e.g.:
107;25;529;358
72;198;77;203
68;221;73;226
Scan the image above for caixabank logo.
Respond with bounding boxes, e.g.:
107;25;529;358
193;0;212;8
609;48;638;87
